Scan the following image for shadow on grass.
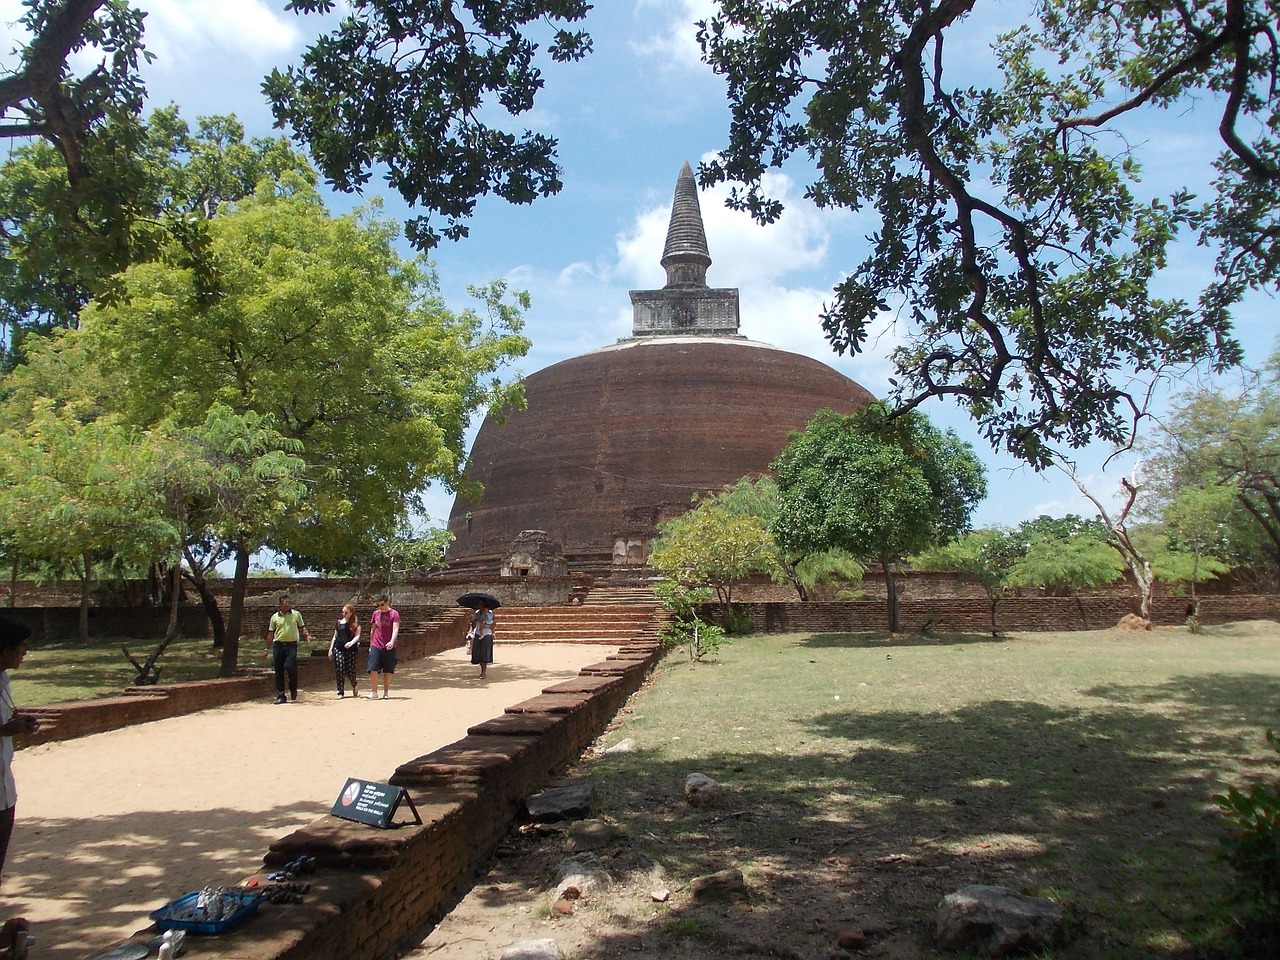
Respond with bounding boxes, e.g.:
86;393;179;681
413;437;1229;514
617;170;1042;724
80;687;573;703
803;630;1006;648
552;674;1279;958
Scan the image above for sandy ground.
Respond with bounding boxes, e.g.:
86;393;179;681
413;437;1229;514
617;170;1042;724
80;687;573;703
2;642;618;960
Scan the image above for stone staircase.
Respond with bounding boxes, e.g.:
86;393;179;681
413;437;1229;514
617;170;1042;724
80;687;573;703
496;602;669;644
581;584;660;605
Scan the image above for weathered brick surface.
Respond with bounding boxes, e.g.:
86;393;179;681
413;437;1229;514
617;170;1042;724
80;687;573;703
446;339;875;562
734;594;1280;633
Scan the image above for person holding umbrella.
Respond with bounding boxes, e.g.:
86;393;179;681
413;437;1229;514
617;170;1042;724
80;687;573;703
457;592;499;679
470;600;495;678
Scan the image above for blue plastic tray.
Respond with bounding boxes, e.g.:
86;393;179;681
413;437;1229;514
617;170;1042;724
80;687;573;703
150;890;262;934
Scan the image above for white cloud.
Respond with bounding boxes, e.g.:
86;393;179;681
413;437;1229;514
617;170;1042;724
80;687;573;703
631;0;717;71
142;0;301;68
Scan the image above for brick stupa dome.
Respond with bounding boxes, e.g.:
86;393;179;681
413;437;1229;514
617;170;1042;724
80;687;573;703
446;163;875;569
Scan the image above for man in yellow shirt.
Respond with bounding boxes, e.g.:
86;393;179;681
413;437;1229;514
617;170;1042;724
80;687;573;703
266;594;310;704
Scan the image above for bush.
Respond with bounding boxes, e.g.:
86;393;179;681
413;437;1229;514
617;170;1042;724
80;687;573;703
720;603;753;636
661;616;728;662
1215;729;1280;908
653;580;730;661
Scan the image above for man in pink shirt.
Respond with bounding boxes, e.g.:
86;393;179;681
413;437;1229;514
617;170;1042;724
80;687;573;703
367;594;400;700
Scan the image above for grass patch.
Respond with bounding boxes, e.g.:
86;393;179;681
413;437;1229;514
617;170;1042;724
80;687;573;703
577;621;1280;958
11;634;263;706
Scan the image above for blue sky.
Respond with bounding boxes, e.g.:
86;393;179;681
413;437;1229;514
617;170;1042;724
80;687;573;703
2;0;1273;537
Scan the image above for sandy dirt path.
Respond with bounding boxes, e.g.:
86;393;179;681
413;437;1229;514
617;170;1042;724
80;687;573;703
3;642;618;959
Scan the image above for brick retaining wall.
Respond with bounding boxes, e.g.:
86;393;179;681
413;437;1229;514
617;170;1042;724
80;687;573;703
734;593;1280;634
97;637;665;960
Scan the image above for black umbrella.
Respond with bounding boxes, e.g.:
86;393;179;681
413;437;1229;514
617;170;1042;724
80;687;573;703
457;591;501;609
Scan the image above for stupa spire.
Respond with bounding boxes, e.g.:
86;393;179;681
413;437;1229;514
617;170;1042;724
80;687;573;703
660;160;712;288
628;162;740;338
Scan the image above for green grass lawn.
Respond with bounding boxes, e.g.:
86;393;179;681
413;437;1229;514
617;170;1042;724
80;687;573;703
574;621;1280;958
10;633;264;706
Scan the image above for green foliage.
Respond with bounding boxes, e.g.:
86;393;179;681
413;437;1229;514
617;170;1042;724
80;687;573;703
72;184;528;570
1215;730;1280;909
771;404;986;630
697;1;1271;464
1129;526;1231;596
1007;516;1125;594
693;475;864;600
653;580;729;662
649;495;777;606
265;0;593;249
3;3;591;257
720;604;753;636
0;105;316;363
1144;352;1280;587
323;524;454;586
912;527;1022;635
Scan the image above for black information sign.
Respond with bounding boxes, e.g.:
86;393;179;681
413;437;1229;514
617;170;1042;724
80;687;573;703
331;777;422;829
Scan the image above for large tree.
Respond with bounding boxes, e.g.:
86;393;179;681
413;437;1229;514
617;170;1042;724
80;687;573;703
771;405;987;632
4;183;529;668
698;0;1274;465
1144;349;1280;586
0;105;317;361
0;403;177;640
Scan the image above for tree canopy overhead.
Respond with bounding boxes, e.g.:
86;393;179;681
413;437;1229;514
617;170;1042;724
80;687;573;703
265;0;593;249
698;0;1272;466
1;1;592;253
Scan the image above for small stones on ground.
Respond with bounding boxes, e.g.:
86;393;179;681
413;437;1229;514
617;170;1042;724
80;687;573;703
498;939;564;960
565;817;623;851
935;883;1067;957
683;772;724;806
650;887;671;902
602;737;636;754
553;853;611;901
688;867;748;903
525;783;595;821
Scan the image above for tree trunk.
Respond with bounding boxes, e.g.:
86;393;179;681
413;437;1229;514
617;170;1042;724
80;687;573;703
8;556;16;607
164;559;181;639
124;563;186;685
219;542;251;677
988;593;1000;637
881;558;899;634
78;550;92;642
183;546;227;649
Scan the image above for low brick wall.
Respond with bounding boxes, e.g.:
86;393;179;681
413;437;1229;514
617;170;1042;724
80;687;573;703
732;593;1280;634
102;640;664;960
3;606;209;643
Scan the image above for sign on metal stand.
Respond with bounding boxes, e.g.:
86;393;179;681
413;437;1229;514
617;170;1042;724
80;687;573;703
330;777;422;829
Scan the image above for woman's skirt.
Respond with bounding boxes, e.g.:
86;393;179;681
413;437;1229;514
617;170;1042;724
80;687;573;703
470;633;494;665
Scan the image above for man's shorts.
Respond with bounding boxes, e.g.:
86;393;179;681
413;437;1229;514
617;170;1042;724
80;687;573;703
368;646;397;674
